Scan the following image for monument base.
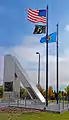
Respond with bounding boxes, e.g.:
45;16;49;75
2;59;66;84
3;91;20;101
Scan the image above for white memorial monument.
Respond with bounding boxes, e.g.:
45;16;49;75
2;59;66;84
3;54;45;103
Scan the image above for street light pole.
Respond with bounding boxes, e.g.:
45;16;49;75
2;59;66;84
36;52;40;88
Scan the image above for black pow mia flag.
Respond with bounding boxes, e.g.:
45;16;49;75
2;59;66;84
33;25;46;34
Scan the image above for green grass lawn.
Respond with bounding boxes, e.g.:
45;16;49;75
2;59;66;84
0;111;69;120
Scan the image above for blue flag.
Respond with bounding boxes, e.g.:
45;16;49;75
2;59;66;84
40;32;56;43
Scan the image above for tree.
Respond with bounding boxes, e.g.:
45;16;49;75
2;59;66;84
0;85;3;98
48;86;53;98
53;90;57;100
39;87;46;97
20;87;30;99
39;87;44;93
65;85;69;96
20;87;27;98
42;90;46;97
58;91;62;100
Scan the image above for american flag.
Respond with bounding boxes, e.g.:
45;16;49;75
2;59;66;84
27;8;46;24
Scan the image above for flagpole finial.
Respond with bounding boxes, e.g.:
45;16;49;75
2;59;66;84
47;5;48;10
57;23;59;27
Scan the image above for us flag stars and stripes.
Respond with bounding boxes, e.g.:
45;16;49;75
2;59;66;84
26;8;46;24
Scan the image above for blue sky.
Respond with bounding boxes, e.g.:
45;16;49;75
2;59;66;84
0;0;69;49
0;0;69;89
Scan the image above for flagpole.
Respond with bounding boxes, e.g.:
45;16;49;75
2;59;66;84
46;5;48;107
56;23;58;104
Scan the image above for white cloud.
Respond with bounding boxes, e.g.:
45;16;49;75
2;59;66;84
9;36;45;63
23;36;41;47
65;24;69;32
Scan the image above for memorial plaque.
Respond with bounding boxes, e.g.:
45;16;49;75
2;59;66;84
4;82;13;91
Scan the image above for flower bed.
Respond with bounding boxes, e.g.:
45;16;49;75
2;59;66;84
0;107;41;113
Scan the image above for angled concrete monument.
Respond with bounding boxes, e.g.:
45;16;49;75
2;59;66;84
3;54;45;103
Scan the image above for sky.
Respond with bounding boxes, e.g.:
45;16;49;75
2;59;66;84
0;0;69;90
